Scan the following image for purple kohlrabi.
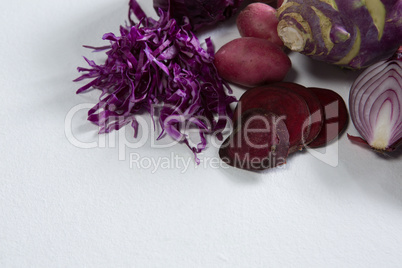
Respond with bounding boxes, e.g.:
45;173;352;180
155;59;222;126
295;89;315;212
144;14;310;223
277;0;402;69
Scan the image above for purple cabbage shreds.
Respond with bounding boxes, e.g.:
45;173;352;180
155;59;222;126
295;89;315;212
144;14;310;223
74;0;237;163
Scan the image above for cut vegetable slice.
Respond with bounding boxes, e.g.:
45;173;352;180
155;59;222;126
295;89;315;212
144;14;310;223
219;109;290;171
307;87;349;148
271;82;324;146
234;86;311;152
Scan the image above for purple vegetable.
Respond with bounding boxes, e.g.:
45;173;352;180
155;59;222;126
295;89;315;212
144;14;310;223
74;0;236;162
277;0;402;69
348;47;402;152
219;109;290;171
153;0;244;31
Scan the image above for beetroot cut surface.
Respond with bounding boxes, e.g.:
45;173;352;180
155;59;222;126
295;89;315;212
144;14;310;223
234;85;311;153
307;87;349;148
271;82;324;146
219;109;290;171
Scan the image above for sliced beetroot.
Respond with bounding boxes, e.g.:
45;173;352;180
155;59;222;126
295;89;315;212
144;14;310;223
307;87;349;148
219;109;290;171
234;85;310;153
271;82;324;146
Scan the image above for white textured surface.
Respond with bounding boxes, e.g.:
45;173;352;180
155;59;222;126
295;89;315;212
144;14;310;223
1;0;402;267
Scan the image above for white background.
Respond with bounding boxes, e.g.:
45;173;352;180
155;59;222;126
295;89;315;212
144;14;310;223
1;0;402;267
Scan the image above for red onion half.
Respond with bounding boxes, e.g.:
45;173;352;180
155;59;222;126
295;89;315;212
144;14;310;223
348;48;402;152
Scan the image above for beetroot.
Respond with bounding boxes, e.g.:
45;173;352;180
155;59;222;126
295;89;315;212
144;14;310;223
307;87;349;148
271;82;324;145
219;109;290;170
234;85;311;153
220;83;349;171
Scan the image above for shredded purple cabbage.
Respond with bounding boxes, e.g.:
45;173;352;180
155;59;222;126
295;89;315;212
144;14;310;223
74;0;236;163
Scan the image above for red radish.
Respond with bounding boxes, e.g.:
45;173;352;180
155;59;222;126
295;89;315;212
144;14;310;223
234;85;311;153
271;82;324;145
236;3;284;47
307;87;349;148
219;109;290;170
